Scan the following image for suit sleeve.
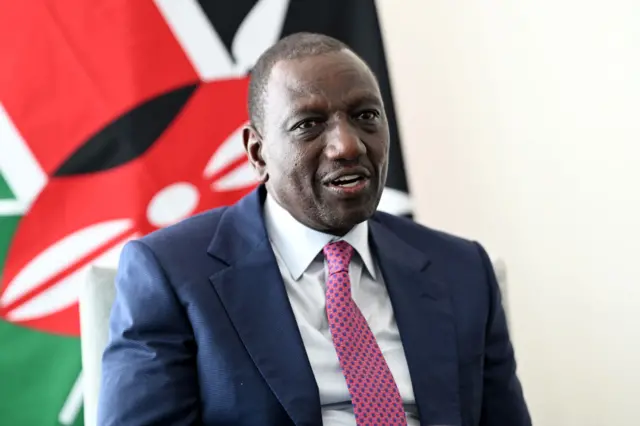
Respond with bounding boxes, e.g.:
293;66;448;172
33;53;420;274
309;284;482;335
474;242;532;426
97;240;201;426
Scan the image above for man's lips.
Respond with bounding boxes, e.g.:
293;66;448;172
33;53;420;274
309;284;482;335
326;177;370;195
321;166;371;186
320;166;372;197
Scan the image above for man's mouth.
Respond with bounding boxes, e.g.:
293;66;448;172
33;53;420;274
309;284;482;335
324;169;371;196
330;174;367;188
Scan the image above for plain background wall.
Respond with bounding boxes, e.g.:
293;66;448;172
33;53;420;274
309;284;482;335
377;1;640;425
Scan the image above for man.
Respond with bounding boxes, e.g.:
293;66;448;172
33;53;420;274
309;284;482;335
98;32;530;426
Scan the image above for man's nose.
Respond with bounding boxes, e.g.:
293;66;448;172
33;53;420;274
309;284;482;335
325;119;365;160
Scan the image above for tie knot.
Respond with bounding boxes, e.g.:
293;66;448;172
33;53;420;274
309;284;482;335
323;240;354;275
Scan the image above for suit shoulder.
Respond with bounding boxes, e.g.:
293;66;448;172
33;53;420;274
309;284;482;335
136;206;228;253
371;211;479;255
371;212;496;291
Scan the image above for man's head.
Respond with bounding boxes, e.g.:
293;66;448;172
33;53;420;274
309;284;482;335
243;32;389;236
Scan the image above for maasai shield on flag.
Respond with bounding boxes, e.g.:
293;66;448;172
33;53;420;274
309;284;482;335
0;1;410;424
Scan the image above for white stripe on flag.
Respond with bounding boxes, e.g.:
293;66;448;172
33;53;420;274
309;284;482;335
58;371;83;425
230;0;290;73
154;0;236;81
0;103;47;213
377;187;412;216
0;200;25;216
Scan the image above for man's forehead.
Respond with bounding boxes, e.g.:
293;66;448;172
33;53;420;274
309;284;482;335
267;51;380;102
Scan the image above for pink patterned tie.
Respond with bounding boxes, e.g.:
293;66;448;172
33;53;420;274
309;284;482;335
323;241;407;425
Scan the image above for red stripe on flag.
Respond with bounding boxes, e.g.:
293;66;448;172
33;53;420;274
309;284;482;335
0;1;199;174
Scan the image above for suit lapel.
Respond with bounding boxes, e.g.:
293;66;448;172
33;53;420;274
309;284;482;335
207;187;322;426
370;217;462;426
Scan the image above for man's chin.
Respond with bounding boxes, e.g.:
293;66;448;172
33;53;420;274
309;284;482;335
331;203;377;228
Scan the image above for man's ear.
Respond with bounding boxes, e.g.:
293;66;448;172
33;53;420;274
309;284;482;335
242;123;268;183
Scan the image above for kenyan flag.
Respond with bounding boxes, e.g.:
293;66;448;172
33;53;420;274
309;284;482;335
0;1;262;423
1;1;410;424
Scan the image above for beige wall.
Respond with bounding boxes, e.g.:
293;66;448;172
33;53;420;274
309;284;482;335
377;1;640;425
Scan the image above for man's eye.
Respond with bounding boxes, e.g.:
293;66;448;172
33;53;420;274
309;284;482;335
355;110;380;121
293;118;321;131
299;120;317;129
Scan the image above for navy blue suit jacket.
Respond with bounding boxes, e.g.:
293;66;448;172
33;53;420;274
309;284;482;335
98;186;530;426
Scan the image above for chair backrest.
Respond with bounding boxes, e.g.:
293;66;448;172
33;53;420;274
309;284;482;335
79;265;117;426
492;257;510;323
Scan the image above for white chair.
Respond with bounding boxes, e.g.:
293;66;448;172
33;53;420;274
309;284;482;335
79;266;117;426
492;257;510;321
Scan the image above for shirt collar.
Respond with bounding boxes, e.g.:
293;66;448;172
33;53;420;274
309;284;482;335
263;193;376;281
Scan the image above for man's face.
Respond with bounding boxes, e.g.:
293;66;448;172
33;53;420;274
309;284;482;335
244;50;389;235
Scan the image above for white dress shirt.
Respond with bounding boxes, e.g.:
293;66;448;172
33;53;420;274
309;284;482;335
263;194;420;425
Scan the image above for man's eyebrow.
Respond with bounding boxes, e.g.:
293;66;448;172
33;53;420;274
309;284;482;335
344;91;383;109
283;88;383;115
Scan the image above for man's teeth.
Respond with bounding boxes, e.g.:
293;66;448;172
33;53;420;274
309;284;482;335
333;174;361;185
338;174;360;181
338;180;360;187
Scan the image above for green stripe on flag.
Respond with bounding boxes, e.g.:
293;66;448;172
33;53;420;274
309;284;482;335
0;172;15;200
0;321;84;426
0;215;19;271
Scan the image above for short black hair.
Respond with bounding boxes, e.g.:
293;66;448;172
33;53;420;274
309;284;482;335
247;32;352;131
